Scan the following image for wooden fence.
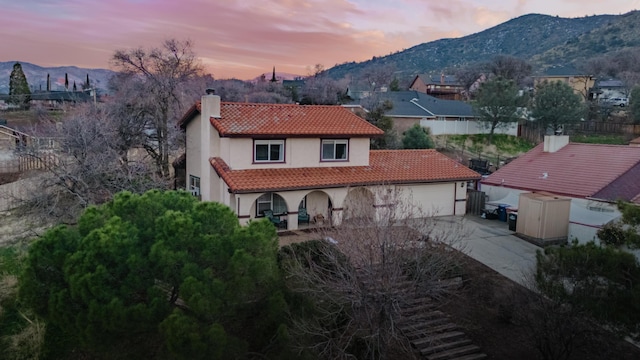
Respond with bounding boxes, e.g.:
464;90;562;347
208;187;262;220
574;122;640;135
0;153;57;174
466;190;486;216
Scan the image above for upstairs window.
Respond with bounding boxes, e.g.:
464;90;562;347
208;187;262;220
254;140;284;163
321;139;348;161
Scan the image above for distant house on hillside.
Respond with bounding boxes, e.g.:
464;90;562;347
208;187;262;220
533;65;595;101
409;74;464;100
359;91;517;137
591;79;629;106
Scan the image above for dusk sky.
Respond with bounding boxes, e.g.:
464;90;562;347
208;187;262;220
1;0;639;80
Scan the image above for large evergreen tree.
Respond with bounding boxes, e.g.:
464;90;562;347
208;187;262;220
532;80;585;135
20;190;291;359
83;73;90;90
365;100;398;149
8;62;31;108
472;76;521;144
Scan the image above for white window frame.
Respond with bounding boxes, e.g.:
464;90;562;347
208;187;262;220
189;175;201;198
321;139;349;161
254;139;284;163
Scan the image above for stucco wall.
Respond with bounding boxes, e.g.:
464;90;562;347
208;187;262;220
185;113;202;190
396;183;457;217
232;181;466;230
226;137;370;170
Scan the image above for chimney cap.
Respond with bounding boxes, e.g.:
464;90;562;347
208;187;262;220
205;88;216;95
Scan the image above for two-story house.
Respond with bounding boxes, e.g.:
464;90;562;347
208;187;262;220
409;74;464;100
179;93;480;230
533;66;595;101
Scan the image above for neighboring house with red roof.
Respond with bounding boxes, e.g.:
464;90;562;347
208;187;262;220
481;135;640;242
178;93;480;230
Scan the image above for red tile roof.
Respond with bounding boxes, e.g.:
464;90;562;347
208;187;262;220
179;101;384;137
592;163;640;203
482;143;640;200
210;150;480;193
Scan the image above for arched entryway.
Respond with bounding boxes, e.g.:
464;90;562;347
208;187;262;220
301;190;333;226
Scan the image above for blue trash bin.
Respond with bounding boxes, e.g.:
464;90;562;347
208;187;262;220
497;205;508;222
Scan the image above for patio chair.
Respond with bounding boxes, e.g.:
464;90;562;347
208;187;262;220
263;209;285;228
298;208;310;225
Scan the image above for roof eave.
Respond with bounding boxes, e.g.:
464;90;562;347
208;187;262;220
178;102;201;130
217;133;384;138
226;176;481;194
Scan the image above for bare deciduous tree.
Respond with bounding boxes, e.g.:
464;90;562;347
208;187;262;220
454;63;486;100
485;55;532;86
14;104;167;223
111;39;204;178
280;187;467;359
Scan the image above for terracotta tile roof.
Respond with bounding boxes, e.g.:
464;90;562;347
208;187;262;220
179;101;384;137
213;102;383;137
210;150;480;193
482;143;640;199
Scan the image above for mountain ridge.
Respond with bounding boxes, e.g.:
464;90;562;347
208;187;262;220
3;11;640;90
322;12;633;80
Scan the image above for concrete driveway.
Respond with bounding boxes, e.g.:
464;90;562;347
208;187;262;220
420;215;542;286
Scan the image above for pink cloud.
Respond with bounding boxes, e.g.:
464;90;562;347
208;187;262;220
1;0;638;79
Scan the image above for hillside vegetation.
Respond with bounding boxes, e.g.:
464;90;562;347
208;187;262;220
324;12;639;80
533;11;640;69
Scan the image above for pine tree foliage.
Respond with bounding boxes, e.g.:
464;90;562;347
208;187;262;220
20;190;291;359
402;123;434;149
8;62;31;107
365;100;398;149
532;80;585;134
472;76;521;144
83;73;90;90
535;241;640;340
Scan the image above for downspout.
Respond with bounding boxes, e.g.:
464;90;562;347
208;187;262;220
453;182;457;216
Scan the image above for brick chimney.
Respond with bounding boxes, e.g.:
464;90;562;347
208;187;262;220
543;135;569;153
440;73;445;85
